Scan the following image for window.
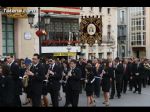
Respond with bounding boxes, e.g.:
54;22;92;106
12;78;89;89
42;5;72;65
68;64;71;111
107;25;111;40
2;16;15;56
44;18;79;46
99;7;102;12
120;10;125;23
108;8;110;14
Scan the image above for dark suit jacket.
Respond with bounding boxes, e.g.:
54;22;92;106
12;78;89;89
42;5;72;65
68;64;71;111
48;63;62;91
77;62;86;78
115;63;124;82
0;75;15;106
30;63;45;95
132;62;144;77
66;67;81;91
10;62;21;95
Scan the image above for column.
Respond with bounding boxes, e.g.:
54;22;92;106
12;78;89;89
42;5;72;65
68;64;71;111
0;14;2;56
95;43;99;58
85;43;89;59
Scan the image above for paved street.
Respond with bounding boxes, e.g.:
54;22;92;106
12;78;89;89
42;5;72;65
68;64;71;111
21;85;150;107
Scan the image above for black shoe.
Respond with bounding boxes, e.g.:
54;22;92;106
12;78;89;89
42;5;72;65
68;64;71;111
138;92;141;94
123;91;126;94
118;96;121;99
133;90;137;93
109;97;114;99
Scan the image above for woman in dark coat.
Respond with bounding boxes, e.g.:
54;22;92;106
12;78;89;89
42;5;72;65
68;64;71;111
0;64;15;107
61;60;71;107
101;61;113;107
85;63;95;107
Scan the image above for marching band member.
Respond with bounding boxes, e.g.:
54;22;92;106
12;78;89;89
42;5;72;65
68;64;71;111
65;59;81;107
26;53;45;107
47;59;62;107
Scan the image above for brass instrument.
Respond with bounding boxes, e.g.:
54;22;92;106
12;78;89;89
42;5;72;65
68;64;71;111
144;62;150;71
65;68;73;83
22;64;32;88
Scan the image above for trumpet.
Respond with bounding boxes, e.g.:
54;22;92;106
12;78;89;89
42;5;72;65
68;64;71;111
65;68;73;83
144;63;150;71
22;64;32;88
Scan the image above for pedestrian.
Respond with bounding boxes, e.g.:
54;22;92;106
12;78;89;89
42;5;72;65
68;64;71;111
47;59;62;107
6;54;22;107
93;59;103;98
26;53;45;107
85;63;95;107
0;64;15;107
121;59;129;94
132;58;144;94
22;58;32;105
128;58;134;91
101;61;113;106
114;57;124;99
65;59;81;107
77;58;86;94
41;58;49;107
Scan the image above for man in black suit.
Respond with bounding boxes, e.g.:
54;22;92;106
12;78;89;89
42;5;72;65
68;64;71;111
26;53;45;107
66;59;81;107
114;57;124;99
6;54;21;107
47;59;62;107
132;58;144;94
127;58;134;91
77;58;86;94
121;59;129;94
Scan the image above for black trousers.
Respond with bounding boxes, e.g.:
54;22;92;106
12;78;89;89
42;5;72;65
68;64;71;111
142;75;147;88
94;78;101;97
49;88;59;107
110;78;115;98
133;76;142;92
31;93;42;107
67;89;80;107
129;77;133;91
121;75;128;93
13;95;21;107
116;79;122;97
80;79;85;93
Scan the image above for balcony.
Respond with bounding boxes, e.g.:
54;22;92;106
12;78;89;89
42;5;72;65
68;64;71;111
131;41;146;47
102;35;115;45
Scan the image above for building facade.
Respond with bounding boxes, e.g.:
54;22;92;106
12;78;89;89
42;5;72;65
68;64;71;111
80;7;118;60
0;7;39;59
0;7;81;59
117;7;129;58
128;7;150;58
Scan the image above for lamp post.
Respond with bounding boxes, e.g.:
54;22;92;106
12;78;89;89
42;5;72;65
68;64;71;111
27;7;51;55
67;45;71;62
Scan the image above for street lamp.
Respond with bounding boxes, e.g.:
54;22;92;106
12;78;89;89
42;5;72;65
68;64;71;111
67;45;72;62
43;13;51;25
27;11;35;26
27;7;51;55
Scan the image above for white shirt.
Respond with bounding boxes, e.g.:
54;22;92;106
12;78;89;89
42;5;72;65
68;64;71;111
34;63;39;67
9;60;14;67
52;63;55;70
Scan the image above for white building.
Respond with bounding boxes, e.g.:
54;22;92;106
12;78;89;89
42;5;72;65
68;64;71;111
80;7;118;60
117;7;129;58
